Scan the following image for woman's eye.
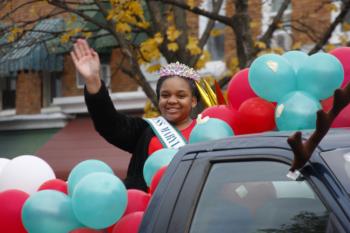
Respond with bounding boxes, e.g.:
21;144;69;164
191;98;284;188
161;94;169;98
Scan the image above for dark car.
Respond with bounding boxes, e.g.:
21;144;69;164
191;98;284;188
140;128;350;233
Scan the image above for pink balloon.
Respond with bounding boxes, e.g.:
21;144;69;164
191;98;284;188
112;212;144;233
227;68;257;110
330;47;350;88
201;105;240;133
38;179;68;194
124;189;150;216
322;96;350;127
149;166;167;195
0;189;29;233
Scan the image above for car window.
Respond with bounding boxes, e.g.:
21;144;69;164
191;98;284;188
189;161;330;233
321;150;350;195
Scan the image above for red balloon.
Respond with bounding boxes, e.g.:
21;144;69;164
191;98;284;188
149;166;167;195
70;228;104;233
321;96;333;112
322;96;350;127
38;179;68;194
227;68;257;110
0;189;29;233
112;212;144;233
237;97;276;134
329;47;350;88
201;105;240;134
124;189;150;216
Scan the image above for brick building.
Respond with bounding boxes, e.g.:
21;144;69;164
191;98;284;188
0;0;348;178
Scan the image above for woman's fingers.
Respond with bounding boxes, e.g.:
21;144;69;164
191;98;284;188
73;38;90;59
90;48;100;63
73;43;83;60
70;51;78;65
79;38;91;56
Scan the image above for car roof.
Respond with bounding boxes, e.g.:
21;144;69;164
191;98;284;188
178;128;350;159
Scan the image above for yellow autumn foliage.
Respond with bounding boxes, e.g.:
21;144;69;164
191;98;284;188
186;36;202;55
343;22;350;32
324;44;336;52
140;34;163;61
167;26;182;41
146;63;161;73
255;41;267;49
210;28;224;37
116;22;132;33
143;100;160;118
195;50;211;69
7;27;24;42
292;42;302;50
187;0;196;9
167;42;179;52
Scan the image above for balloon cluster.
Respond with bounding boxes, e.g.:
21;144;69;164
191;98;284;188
249;51;343;130
201;68;276;135
200;48;350;134
0;156;150;233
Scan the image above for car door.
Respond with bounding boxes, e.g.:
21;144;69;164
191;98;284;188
163;148;349;233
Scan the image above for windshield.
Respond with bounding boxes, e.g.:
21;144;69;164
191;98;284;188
321;149;350;195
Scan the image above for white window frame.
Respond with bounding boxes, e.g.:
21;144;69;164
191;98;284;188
261;0;292;50
76;64;111;89
330;1;350;44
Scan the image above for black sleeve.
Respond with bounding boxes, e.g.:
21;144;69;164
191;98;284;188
84;81;149;153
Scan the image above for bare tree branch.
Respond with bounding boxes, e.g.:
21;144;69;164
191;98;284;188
188;0;224;67
151;0;232;26
309;0;350;54
258;0;291;48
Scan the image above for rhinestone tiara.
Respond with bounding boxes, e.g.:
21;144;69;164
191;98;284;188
159;61;201;81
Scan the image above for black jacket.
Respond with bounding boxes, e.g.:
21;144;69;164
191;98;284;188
84;82;153;191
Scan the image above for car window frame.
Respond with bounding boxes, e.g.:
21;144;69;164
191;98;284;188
164;148;350;233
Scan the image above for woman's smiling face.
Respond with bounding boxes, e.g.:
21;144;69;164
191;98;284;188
158;76;197;129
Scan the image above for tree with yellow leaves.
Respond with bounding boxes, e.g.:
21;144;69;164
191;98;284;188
1;0;350;106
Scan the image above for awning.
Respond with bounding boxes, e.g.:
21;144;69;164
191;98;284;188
36;117;131;181
0;128;59;159
0;18;64;76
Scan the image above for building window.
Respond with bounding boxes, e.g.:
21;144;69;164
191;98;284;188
261;0;292;50
76;64;111;89
199;0;226;61
330;1;350;44
1;77;16;110
42;71;62;107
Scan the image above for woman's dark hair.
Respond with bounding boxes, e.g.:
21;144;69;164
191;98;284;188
156;76;200;101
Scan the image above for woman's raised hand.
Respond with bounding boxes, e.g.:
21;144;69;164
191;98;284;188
71;38;101;94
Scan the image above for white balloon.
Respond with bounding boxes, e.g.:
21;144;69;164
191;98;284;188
0;155;56;194
0;158;10;175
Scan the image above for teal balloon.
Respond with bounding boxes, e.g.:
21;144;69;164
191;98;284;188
68;160;114;195
297;52;344;100
189;118;234;144
72;172;127;229
143;148;178;187
282;50;308;73
249;53;296;102
22;190;82;233
275;91;321;131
